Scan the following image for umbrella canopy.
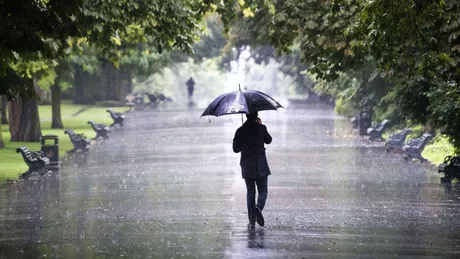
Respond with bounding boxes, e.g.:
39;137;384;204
201;89;283;117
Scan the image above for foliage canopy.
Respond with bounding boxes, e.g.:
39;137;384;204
0;0;237;100
229;0;460;152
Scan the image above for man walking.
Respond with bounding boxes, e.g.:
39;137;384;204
233;112;272;228
186;77;195;104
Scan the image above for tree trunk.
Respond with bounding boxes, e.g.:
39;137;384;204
73;64;85;104
126;71;132;94
74;64;103;104
99;59;109;101
8;78;42;142
105;62;120;101
1;95;7;124
8;98;41;142
0;123;4;149
51;84;63;129
120;69;132;101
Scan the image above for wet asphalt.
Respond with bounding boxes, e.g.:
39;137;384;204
1;103;460;258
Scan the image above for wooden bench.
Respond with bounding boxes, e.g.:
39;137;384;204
88;121;110;140
144;92;159;106
16;146;50;177
156;92;173;102
401;133;433;163
106;109;125;127
144;92;173;107
385;128;412;152
367;119;390;141
438;156;460;183
64;129;90;153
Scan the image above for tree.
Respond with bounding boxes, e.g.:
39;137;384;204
0;96;7;124
1;0;240;143
117;26;171;98
50;64;74;129
7;60;56;142
0;0;238;99
277;45;315;96
69;44;103;104
228;0;365;79
8;77;41;142
0;125;3;148
224;2;341;96
348;0;460;150
232;0;460;152
67;29;169;104
0;70;32;147
171;14;228;63
0;96;4;147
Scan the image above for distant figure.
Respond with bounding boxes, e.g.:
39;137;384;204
186;77;195;105
233;112;272;229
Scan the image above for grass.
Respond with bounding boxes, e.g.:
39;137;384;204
0;103;128;182
422;135;455;165
396;124;455;165
383;124;455;166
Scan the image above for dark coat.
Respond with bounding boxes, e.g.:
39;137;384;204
233;120;272;179
186;78;195;96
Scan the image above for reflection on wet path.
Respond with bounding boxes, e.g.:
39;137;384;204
1;104;460;258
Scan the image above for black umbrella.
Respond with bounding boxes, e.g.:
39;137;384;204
201;88;283;118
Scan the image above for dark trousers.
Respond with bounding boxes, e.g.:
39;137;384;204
245;176;268;224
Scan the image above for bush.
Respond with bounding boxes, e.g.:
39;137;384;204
334;97;356;117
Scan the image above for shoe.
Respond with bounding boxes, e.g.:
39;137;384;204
254;206;264;226
248;223;255;229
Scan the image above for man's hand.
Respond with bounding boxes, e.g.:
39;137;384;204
256;117;262;124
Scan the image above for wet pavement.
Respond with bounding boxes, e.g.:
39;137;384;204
1;103;460;258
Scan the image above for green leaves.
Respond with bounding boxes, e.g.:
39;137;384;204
229;0;460;152
0;0;231;100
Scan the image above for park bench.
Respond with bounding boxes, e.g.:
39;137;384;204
144;92;159;106
385;128;412;152
366;119;390;141
16;146;50;177
401;133;433;163
107;109;125;127
156;92;173;102
144;92;173;107
88;121;110;140
64;129;90;153
438;156;460;183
